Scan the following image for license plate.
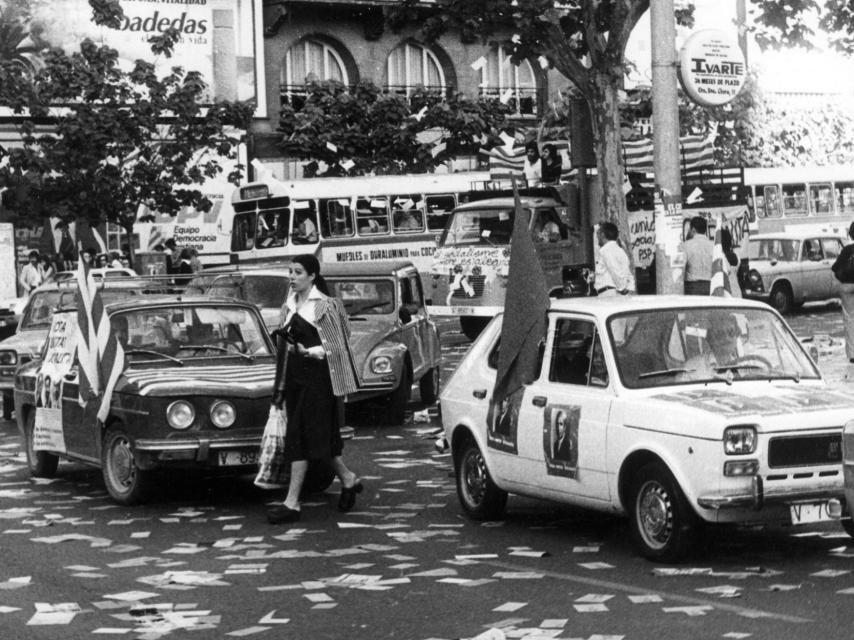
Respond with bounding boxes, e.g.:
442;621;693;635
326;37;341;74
217;450;259;466
789;501;836;525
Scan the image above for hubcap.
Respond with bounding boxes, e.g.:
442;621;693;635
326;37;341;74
637;481;672;549
463;450;487;504
110;438;135;489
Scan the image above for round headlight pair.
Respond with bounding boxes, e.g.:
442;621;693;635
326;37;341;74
166;400;236;430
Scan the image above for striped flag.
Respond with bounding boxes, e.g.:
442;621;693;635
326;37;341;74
76;251;126;422
479;144;526;176
622;133;715;173
710;216;732;298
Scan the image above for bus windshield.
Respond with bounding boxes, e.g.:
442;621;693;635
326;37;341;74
442;208;517;246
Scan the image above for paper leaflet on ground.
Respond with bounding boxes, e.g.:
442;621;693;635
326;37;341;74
33;312;79;453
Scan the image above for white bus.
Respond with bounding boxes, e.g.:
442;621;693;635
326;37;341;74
745;165;854;236
227;172;493;278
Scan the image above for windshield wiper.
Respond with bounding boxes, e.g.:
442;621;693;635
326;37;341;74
125;349;184;365
183;344;254;361
713;363;763;373
638;368;692;379
348;301;390;317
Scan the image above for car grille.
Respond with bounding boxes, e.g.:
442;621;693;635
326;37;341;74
768;434;842;468
449;274;486;299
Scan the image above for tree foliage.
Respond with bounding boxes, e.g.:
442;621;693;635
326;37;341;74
279;80;511;176
0;0;253;265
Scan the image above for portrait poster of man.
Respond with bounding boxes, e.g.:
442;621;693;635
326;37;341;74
486;387;523;454
543;404;579;478
33;312;78;454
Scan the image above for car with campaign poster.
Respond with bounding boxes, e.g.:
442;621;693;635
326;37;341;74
13;295;333;504
441;294;854;560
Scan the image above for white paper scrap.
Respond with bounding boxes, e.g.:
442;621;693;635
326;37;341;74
492;602;527;612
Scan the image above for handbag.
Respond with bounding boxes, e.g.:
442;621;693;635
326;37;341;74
833;250;854;284
253;405;289;489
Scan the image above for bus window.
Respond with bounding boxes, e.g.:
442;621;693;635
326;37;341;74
256;210;288;248
392;194;425;233
781;184;808;217
355;197;389;235
444;207;515;245
425;194;456;231
292;200;318;244
809;183;833;214
232;212;256;251
319;198;354;238
762;185;781;218
837;182;854;216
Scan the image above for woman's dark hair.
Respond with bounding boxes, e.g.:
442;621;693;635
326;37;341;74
291;254;329;295
848;221;854;240
720;228;738;267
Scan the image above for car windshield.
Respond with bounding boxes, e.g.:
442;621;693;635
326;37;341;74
111;305;272;359
441;208;518;246
608;306;819;389
328;279;395;315
20;291;76;329
748;238;799;261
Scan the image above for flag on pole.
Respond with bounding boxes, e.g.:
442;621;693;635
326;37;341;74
710;216;732;298
489;177;550;429
76;251;126;422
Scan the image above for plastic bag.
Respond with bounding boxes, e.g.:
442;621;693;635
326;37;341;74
253;405;289;489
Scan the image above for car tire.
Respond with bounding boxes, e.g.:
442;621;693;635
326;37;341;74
769;283;794;314
460;317;489;341
2;390;12;420
419;366;440;404
101;428;152;505
384;365;412;425
629;461;697;562
302;460;336;496
24;409;58;478
455;436;507;520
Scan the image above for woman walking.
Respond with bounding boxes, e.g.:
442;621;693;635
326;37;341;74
267;254;363;524
832;222;854;365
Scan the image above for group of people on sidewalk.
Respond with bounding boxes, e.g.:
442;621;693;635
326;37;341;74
18;248;128;296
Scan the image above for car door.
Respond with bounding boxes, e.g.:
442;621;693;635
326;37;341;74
398;275;427;377
515;314;612;503
411;273;440;372
799;238;826;301
59;362;100;463
822;237;844;298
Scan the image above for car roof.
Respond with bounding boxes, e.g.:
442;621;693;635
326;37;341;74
323;261;416;278
547;294;771;318
453;196;561;211
193;267;288;277
103;295;259;314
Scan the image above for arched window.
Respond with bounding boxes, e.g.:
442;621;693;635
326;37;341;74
283;38;348;108
386;42;447;97
480;45;539;117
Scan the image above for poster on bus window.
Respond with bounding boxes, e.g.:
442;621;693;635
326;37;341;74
33;313;78;453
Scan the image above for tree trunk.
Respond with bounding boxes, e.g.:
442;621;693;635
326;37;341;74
588;71;629;245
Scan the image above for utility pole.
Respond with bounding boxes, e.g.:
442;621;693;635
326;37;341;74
651;0;684;294
736;0;748;64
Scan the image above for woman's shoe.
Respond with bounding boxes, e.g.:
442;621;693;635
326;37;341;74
267;504;300;524
338;480;363;512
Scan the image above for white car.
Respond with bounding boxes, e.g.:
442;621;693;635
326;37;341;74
441;295;854;560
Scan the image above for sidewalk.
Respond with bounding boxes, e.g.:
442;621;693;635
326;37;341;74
803;333;852;388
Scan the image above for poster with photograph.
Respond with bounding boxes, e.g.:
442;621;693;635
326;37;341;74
542;404;579;478
32;312;78;453
486;388;523;454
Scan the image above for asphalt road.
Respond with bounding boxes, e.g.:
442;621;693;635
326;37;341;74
1;306;854;639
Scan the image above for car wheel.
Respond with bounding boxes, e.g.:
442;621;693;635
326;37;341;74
383;366;412;425
419;366;440;404
302;460;336;495
2;390;12;420
769;283;794;314
460;317;489;341
455;436;507;520
101;428;152;505
629;462;697;561
24;409;58;478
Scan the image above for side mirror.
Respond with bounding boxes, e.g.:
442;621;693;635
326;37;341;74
398;307;412;324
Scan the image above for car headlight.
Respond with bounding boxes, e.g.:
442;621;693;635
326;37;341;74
0;351;17;365
371;355;393;374
167;400;195;430
210;400;236;429
724;425;757;455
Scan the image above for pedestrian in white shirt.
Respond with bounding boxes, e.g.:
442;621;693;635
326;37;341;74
19;251;42;296
594;222;635;296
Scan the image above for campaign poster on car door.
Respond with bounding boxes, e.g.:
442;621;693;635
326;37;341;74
33;313;78;453
542;405;579;478
487;388;523;454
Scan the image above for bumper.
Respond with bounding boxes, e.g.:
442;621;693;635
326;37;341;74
134;435;260;467
741;290;767;303
697;475;845;510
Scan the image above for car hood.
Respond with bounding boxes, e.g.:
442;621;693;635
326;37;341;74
643;384;854;431
0;329;47;357
346;317;398;357
116;362;276;398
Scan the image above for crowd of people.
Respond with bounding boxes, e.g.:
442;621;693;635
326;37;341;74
17;249;130;296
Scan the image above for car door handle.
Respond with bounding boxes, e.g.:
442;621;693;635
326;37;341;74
532;395;547;407
473;389;487;399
